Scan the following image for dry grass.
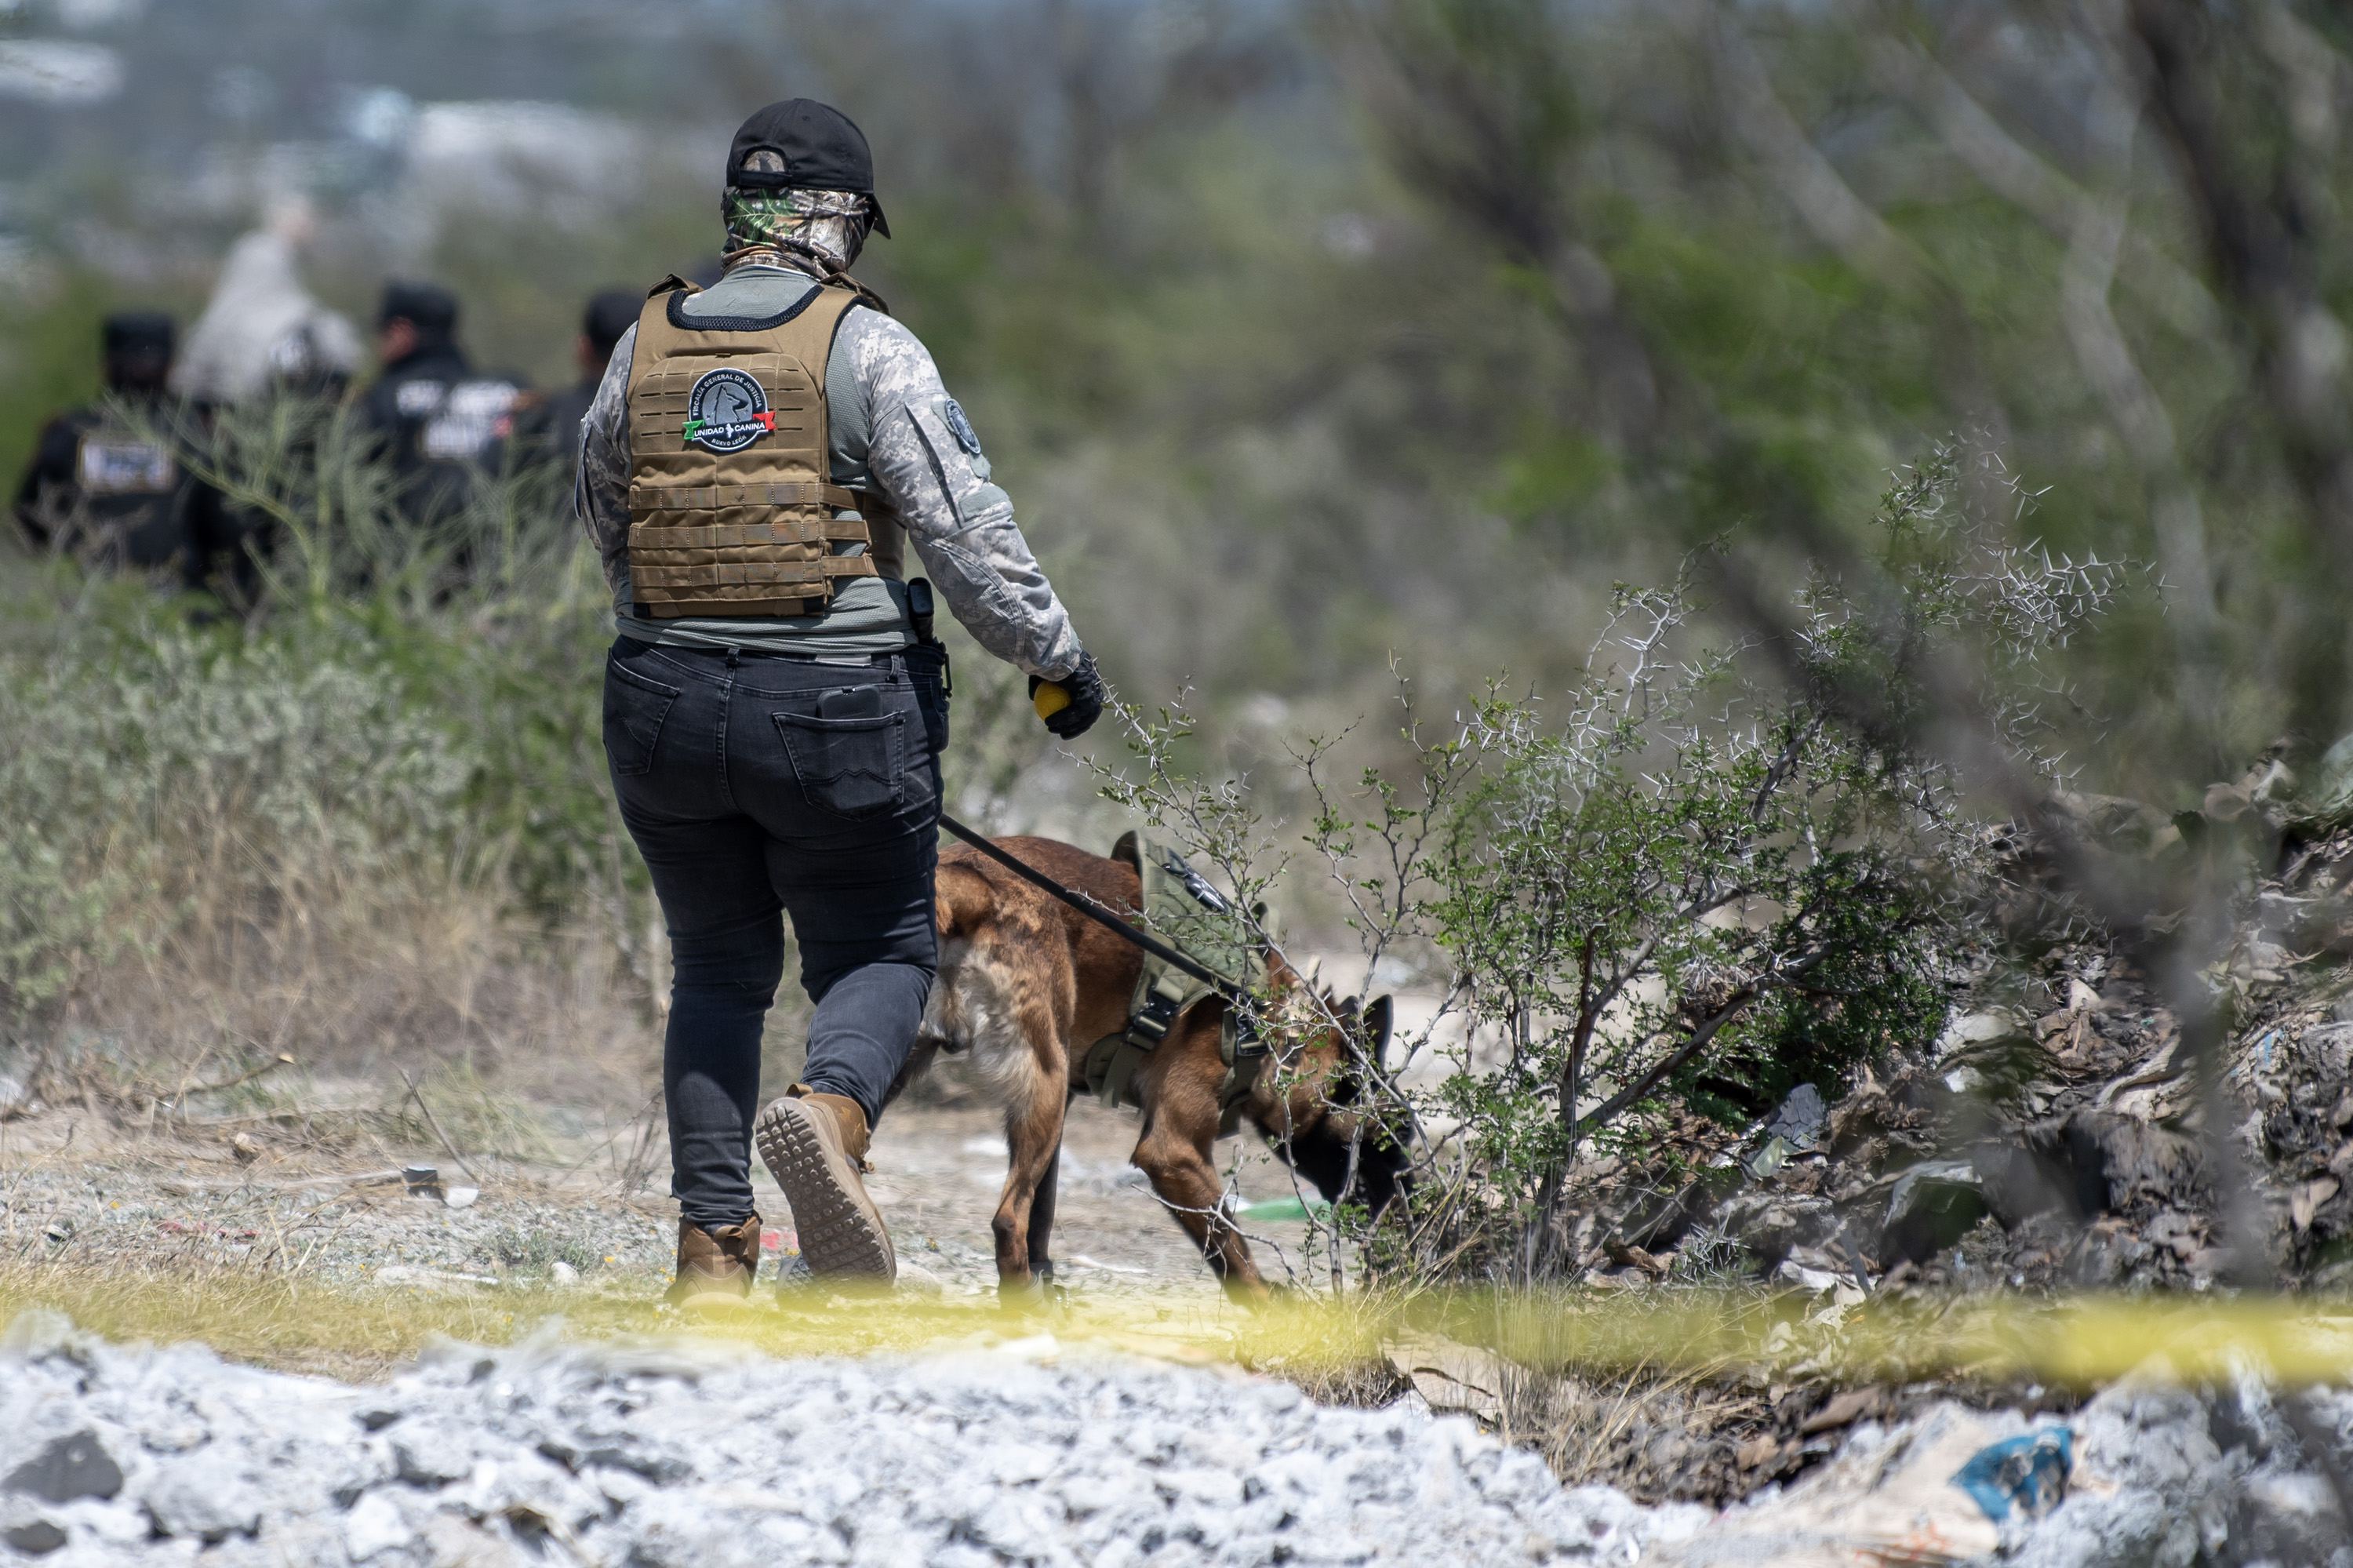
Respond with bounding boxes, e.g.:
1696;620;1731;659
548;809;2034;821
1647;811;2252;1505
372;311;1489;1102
43;909;660;1115
1503;1362;1766;1502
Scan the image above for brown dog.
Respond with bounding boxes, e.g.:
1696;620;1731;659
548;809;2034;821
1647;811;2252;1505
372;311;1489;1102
894;835;1407;1300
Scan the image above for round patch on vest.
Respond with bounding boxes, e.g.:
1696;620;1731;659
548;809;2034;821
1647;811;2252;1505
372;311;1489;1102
682;367;775;453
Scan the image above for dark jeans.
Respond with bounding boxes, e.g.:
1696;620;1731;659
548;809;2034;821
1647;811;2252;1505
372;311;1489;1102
602;636;945;1231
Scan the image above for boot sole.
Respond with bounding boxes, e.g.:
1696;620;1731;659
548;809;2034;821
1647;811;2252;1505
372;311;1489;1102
755;1097;896;1282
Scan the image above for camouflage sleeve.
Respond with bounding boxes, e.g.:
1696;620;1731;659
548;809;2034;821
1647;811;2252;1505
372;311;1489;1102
574;322;636;612
842;311;1082;679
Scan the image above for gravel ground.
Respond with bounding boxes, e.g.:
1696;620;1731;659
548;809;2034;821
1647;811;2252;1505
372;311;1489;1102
0;1310;1704;1566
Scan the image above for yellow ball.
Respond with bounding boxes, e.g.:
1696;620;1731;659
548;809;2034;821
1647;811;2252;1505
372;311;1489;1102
1033;682;1072;720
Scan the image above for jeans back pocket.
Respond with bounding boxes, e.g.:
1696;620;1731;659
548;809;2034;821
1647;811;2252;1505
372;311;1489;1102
603;657;682;777
773;697;908;820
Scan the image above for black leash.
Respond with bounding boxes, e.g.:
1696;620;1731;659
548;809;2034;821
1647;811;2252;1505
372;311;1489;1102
935;811;1246;1003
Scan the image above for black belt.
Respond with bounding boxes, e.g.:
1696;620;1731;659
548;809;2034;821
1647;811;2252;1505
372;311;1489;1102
634;640;909;669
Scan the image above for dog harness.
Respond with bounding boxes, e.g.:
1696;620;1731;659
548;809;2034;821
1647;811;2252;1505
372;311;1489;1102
1080;830;1268;1133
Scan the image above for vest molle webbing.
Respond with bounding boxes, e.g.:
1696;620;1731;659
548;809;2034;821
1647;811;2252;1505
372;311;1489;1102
624;278;897;619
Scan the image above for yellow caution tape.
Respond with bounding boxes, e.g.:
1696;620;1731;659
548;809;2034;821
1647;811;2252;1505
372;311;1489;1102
9;1262;2353;1389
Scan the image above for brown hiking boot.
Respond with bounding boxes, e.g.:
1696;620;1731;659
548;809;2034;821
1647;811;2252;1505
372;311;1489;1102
665;1213;762;1308
755;1084;895;1282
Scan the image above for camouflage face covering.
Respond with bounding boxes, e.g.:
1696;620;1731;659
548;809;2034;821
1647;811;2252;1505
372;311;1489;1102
723;187;873;274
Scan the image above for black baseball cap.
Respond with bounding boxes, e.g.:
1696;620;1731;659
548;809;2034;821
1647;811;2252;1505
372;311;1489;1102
378;280;458;336
725;99;890;238
102;311;173;359
583;289;639;357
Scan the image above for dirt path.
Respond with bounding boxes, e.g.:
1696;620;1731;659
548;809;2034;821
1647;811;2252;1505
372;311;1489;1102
868;1099;1326;1293
0;1093;1325;1308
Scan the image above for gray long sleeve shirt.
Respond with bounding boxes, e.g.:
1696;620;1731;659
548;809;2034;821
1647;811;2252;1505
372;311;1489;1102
575;263;1082;678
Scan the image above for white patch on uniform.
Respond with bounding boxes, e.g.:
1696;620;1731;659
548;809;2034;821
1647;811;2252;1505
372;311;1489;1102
76;438;173;493
420;379;520;460
395;378;446;417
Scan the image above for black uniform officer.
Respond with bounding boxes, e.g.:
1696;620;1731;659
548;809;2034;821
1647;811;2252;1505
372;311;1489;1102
13;312;206;573
355;281;526;529
530;289;639;474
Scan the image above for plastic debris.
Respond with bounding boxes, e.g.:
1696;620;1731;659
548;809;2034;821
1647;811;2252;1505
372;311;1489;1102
1653;1402;2009;1566
1385;1333;1510;1422
1951;1427;2072;1523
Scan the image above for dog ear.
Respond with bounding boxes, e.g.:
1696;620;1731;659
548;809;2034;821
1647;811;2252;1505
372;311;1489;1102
1322;996;1365;1107
934;861;994;940
1364;994;1394;1068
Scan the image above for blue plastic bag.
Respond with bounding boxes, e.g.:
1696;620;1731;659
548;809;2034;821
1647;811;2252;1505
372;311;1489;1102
1950;1427;2072;1522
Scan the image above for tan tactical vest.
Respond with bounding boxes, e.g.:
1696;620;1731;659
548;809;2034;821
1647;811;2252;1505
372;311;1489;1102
624;278;902;618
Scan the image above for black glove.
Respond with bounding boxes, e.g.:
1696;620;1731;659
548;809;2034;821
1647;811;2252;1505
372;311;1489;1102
1028;649;1105;739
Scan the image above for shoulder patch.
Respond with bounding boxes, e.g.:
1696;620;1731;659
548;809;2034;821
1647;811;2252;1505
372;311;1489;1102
940;397;983;457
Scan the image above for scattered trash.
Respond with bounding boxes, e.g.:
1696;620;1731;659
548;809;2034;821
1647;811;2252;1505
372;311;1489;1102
1762;1083;1828;1149
1951;1427;2072;1523
228;1133;260;1166
1773;1258;1863;1303
1798;1385;1885;1435
2311;729;2353;818
1231;1194;1329;1222
1063;1253;1147;1275
1653;1402;2009;1566
372;1264;496;1291
1385;1333;1510;1423
1880;1161;1988;1266
441;1185;478;1210
399;1165;441;1199
1938;1010;2021;1052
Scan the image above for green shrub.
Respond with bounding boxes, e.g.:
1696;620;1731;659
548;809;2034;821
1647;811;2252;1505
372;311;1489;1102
0;396;654;1070
1100;442;2137;1282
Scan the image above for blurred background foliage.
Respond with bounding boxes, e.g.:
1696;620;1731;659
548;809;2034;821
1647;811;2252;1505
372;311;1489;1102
3;0;2353;959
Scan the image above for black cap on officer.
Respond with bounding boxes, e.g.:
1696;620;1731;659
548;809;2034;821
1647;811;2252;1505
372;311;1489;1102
725;99;889;238
102;311;174;360
583;289;640;361
100;311;174;392
378;280;458;338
